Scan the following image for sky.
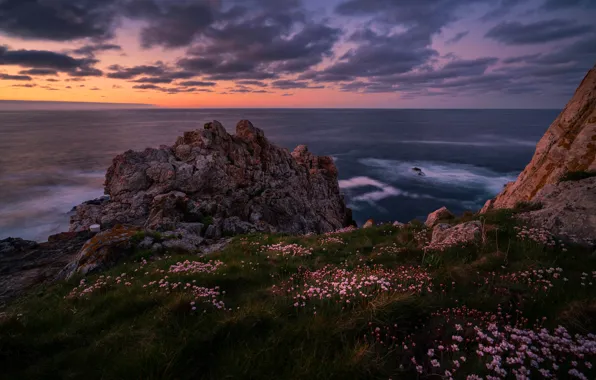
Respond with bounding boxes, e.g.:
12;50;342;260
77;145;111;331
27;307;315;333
0;0;595;108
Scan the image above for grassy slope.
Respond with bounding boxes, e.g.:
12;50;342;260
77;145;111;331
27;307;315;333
1;210;596;380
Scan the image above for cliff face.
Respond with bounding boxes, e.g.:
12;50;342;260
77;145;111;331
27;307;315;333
482;64;596;211
70;120;353;237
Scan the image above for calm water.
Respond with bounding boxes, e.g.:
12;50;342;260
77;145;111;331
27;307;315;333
0;109;559;241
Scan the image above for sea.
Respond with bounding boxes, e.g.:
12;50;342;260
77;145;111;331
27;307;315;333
0;108;560;242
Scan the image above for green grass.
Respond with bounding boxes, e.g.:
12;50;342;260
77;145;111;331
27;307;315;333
559;170;596;182
1;212;596;379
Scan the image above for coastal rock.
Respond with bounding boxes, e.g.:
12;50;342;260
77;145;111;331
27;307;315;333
517;177;596;244
425;207;455;228
58;225;139;280
0;231;91;308
70;120;353;240
483;64;596;211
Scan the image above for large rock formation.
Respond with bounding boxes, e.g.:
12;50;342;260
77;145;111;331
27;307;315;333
482;64;596;211
517;177;596;244
70;120;353;240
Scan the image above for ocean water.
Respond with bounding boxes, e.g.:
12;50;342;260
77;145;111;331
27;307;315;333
0;108;559;242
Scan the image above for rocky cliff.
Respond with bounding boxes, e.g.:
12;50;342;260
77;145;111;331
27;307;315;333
482;64;596;211
70;120;353;240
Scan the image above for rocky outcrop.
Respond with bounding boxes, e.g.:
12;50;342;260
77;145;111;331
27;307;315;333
0;231;91;308
70;120;353;242
517;177;596;244
482;64;596;212
425;207;455;228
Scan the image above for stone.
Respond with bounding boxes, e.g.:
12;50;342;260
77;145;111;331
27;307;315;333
58;225;139;280
138;236;154;250
428;221;482;250
517;177;596;244
425;207;455;228
363;219;374;228
69;120;353;238
483;64;596;211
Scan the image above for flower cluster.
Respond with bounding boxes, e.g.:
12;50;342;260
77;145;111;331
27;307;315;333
272;264;433;308
66;273;134;299
144;279;225;310
514;226;557;247
324;226;356;235
260;243;313;257
413;229;430;247
495;267;563;294
368;306;596;379
168;259;224;274
373;244;407;255
318;237;346;245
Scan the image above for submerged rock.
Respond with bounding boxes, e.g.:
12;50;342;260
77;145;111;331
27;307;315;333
70;120;353;240
425;207;455;228
412;167;425;176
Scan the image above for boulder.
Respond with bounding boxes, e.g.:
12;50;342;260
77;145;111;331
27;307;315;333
517;177;596;244
58;225;139;280
70;120;353;238
483;64;596;211
425;207;455;228
363;219;374;228
427;221;482;251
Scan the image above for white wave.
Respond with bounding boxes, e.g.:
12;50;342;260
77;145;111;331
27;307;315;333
339;176;434;205
359;158;517;195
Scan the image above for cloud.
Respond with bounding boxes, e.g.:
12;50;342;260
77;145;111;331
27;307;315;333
178;81;216;87
479;0;527;21
236;80;268;87
0;47;102;77
18;68;58;76
132;77;173;84
107;64;167;79
12;83;36;87
485;19;594;45
0;0;120;41
445;31;469;45
541;0;596;10
133;83;213;94
271;80;324;89
72;43;122;57
0;73;31;80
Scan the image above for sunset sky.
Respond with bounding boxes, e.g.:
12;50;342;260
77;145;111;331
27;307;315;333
0;0;595;108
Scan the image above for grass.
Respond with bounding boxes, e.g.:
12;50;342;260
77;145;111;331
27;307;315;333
1;211;596;379
559;171;596;182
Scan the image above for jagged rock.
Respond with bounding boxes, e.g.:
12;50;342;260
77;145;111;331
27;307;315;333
429;221;482;249
70;120;352;239
0;231;91;308
425;207;455;227
483;64;596;211
58;225;140;280
412;167;425;176
363;219;374;228
0;238;38;257
517;177;596;244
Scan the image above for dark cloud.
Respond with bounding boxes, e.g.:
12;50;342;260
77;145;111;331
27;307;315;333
18;68;58;75
178;80;216;87
65;85;71;89
541;0;596;10
107;64;166;79
502;54;542;64
271;80;324;89
0;47;102;77
479;0;527;21
12;83;36;87
281;93;293;96
133;83;213;94
90;87;100;91
445;31;469;45
72;43;122;57
132;77;173;84
0;0;120;41
46;78;59;82
0;73;31;80
485;19;594;45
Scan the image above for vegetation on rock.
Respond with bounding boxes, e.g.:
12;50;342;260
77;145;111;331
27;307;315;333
1;209;596;379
